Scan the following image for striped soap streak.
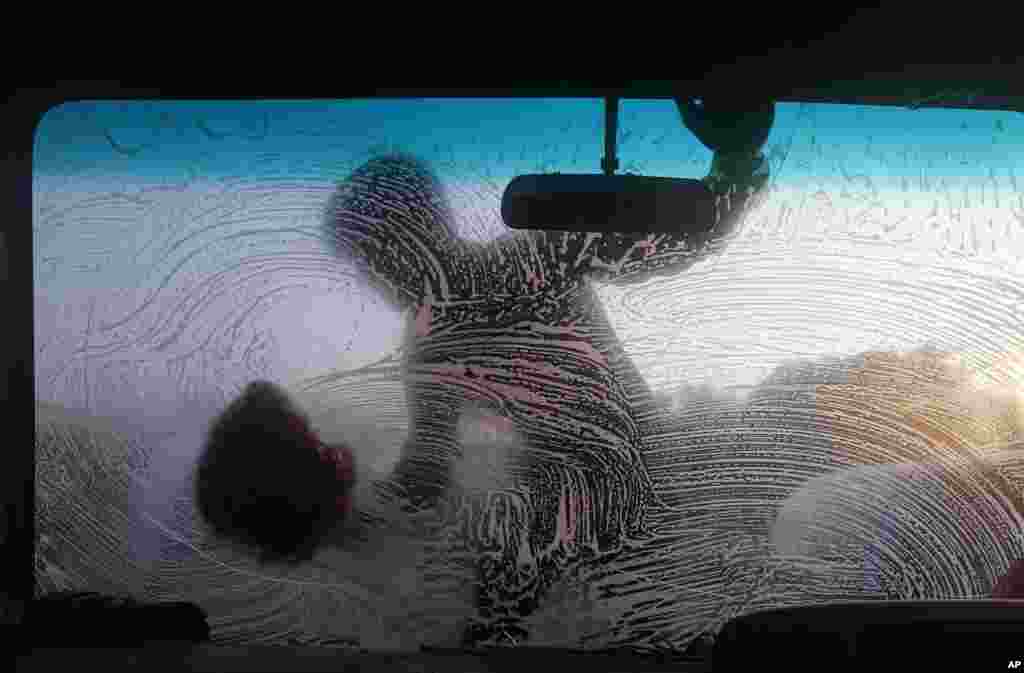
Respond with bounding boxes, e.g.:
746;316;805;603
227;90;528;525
394;302;658;630
42;353;1024;652
34;152;823;651
36;139;1024;651
35;403;155;599
32;150;771;650
771;462;1023;600
321;154;725;640
765;350;1024;604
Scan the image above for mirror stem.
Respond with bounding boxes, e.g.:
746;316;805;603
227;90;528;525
601;96;620;176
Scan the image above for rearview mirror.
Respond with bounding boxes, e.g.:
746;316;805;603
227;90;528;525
501;173;716;234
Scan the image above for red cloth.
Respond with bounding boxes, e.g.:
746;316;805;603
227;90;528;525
992;558;1024;599
287;414;355;516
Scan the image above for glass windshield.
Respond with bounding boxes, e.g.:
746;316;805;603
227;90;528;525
33;98;1024;652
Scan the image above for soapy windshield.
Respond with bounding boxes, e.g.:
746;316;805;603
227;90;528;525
33;99;1024;651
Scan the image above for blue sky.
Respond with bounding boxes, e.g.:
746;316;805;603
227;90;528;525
34;98;1021;186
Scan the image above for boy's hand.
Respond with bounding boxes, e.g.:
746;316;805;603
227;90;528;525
676;98;774;198
676;98;775;157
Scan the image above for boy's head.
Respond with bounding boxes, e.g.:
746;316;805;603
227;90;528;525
194;380;356;565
